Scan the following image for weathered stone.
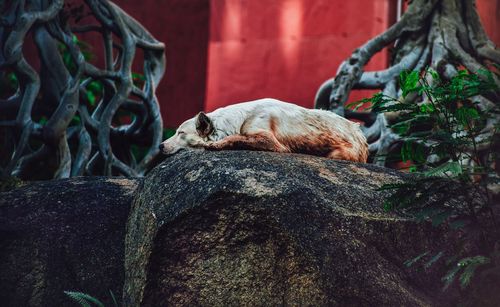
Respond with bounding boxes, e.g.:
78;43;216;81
124;150;457;306
0;177;139;307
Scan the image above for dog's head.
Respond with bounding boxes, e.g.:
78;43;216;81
159;112;214;155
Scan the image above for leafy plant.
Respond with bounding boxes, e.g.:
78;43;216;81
64;291;105;307
352;68;500;291
443;255;491;290
64;290;119;307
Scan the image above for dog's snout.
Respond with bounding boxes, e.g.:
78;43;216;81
158;143;164;150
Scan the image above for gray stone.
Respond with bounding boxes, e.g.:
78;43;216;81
0;177;139;307
124;150;457;306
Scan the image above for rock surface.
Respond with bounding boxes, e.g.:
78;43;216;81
124;150;457;306
0;177;139;307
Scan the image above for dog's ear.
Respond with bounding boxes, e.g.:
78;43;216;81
195;112;214;137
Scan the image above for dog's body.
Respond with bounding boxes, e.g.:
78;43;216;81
160;98;368;162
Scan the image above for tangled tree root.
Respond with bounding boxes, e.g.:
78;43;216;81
0;0;165;179
315;0;500;166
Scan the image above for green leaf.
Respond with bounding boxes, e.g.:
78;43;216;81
39;116;48;126
391;121;410;135
457;256;490;289
428;68;440;82
400;141;426;164
424;251;444;269
368;93;398;113
400;70;421;98
442;264;461;290
455;107;479;127
347;97;371;110
87;80;103;93
86;91;96;106
132;72;145;81
64;291;104;307
419;103;435;113
383;200;394;212
7;72;18;89
70;115;81;126
82;50;93;61
85;81;103;107
390;114;432;136
423;161;462;178
404;251;430;267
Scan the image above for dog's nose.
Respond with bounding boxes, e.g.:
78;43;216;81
158;143;164;150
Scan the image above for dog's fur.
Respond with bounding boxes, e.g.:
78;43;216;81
160;98;369;162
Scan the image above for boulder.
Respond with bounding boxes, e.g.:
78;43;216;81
124;150;457;306
0;177;139;307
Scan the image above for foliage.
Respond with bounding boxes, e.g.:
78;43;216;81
64;291;105;307
352;68;500;291
443;255;491;290
64;290;119;307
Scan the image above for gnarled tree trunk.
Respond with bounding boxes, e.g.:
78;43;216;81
315;0;499;166
0;0;165;179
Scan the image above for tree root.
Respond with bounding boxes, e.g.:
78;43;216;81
0;0;165;179
315;0;500;168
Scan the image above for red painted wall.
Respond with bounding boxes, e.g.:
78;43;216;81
477;0;500;45
204;0;500;113
205;0;393;112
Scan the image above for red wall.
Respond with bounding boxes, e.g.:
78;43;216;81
477;0;500;45
205;0;393;112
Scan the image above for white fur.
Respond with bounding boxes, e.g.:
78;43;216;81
160;98;368;162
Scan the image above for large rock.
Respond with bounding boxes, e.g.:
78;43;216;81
124;150;459;306
0;177;139;307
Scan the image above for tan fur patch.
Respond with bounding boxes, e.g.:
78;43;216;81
207;133;289;153
277;132;363;161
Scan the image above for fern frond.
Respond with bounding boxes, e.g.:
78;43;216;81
458;256;490;289
64;291;105;307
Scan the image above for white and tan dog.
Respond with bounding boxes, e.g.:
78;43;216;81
159;98;368;162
